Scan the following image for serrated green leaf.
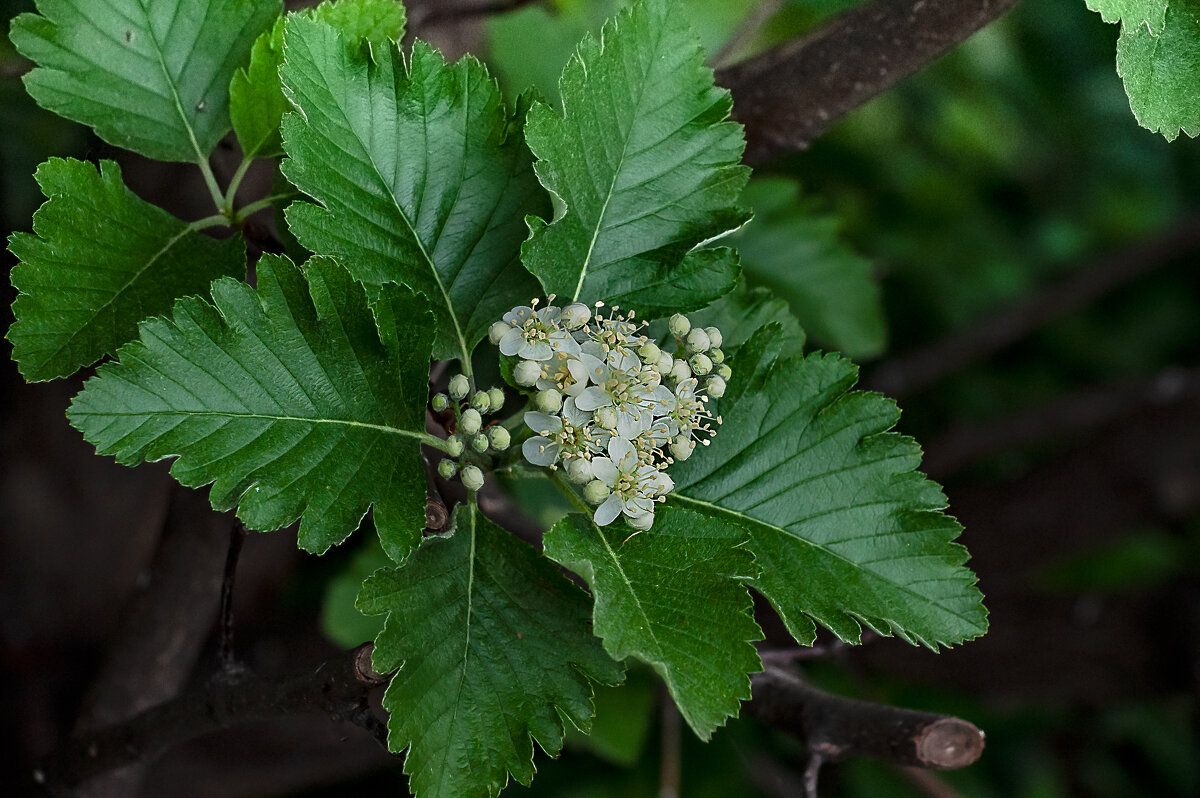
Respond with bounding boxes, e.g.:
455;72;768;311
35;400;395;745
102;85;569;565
1115;3;1200;140
521;0;750;314
7;158;245;382
229;0;407;159
688;275;806;354
10;0;281;163
734;178;885;359
668;329;987;649
359;502;623;798
68;255;436;562
279;15;546;364
1086;0;1167;30
543;506;762;739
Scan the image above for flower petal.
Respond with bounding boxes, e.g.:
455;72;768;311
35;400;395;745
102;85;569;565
498;326;525;356
593;495;623;526
590;456;618;486
608;437;636;467
523;411;562;434
522;436;561;467
575;386;613;411
519;340;554;361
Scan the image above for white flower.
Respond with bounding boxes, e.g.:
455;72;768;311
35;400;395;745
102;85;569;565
589;438;674;526
499;304;580;361
536;352;589;397
520;398;602;467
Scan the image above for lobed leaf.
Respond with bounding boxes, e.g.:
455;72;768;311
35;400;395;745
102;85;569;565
543;506;762;739
8;158;244;381
521;0;750;314
229;0;407;159
668;328;988;649
10;0;281;162
279;15;546;364
69;255;435;562
359;503;623;798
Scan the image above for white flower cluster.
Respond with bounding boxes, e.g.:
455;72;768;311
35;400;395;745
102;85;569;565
489;297;729;532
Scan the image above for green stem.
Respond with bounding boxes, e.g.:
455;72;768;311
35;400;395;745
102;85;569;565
188;214;232;232
196;157;226;215
222;156;255;215
234;192;299;223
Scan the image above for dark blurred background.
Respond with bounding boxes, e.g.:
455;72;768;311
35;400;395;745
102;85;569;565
3;0;1199;795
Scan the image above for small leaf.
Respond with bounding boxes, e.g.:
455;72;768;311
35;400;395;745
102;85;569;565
69;255;435;562
229;0;407;159
522;0;750;313
359;502;623;798
11;0;281;162
543;506;762;739
734;178;885;359
280;15;545;363
669;328;988;649
1114;3;1200;140
8;158;244;382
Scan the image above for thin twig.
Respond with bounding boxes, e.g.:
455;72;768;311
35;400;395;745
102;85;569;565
217;521;249;676
866;213;1200;398
659;686;682;798
803;751;824;798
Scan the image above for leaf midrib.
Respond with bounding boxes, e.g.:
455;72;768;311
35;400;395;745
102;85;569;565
668;493;980;630
136;0;209;165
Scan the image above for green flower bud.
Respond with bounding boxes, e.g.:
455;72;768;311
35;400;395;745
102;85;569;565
670;435;694;462
487;387;506;412
489;321;513;345
709;347;724;364
583;479;610;505
690;353;713;376
461;465;485;492
669;359;692;383
565;457;593;484
638;341;661;362
471;433;490;453
669;313;691;337
437;459;458;479
460;408;482;436
448;374;470;400
431;393;450;412
487;426;511;451
534;389;562;414
704;326;723;350
685;327;710;354
513;359;541;387
717;363;732;380
595;406;619;430
626;512;654;531
562;302;591;330
706;375;727;398
445;435;464;457
470;391;491;413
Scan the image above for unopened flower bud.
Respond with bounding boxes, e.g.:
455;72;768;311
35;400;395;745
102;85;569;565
487;387;506;412
437;459;458;479
431;393;450;412
670;435;694;461
448;374;470;400
488;426;511;451
685;328;710;354
583;479;610;505
690;353;713;375
471;433;490;453
565;457;593;483
706;375;727;398
534;389;562;413
461;465;484;492
669;313;691;337
514;359;541;387
669;359;692;382
470;391;491;413
710;348;724;364
627;512;654;531
562;302;591;330
445;435;464;457
704;326;723;350
460;408;482;435
489;321;513;345
595;406;619;430
638;342;661;362
717;363;732;380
